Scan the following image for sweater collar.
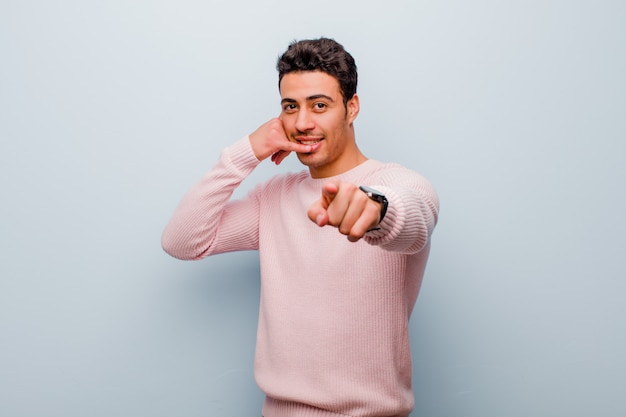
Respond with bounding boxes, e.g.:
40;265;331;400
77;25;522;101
303;159;380;185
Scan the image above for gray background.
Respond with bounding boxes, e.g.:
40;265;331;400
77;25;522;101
1;1;624;416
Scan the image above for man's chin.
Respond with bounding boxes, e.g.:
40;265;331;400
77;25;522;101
296;153;319;166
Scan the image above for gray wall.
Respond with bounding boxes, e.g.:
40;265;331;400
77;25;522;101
1;1;624;416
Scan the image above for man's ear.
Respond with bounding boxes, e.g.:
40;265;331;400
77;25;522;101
346;94;360;124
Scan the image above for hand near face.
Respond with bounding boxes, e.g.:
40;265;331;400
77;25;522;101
308;181;382;242
249;118;318;165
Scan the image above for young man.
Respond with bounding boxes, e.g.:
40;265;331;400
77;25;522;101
162;38;439;417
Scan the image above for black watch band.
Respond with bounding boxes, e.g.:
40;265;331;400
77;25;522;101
359;185;388;224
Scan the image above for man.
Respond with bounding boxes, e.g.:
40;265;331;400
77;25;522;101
162;38;439;417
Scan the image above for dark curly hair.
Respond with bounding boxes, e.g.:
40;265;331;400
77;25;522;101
277;38;358;106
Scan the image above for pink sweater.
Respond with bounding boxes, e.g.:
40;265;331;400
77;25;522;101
162;137;439;417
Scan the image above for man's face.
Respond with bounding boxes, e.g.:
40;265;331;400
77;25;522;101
279;71;361;178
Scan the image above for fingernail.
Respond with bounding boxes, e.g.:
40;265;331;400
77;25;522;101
316;214;324;226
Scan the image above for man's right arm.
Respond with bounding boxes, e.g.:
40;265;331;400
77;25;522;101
161;118;313;260
161;137;262;260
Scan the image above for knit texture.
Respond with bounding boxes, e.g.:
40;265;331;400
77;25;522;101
162;137;439;417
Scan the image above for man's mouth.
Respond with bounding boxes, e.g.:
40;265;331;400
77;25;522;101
295;136;323;146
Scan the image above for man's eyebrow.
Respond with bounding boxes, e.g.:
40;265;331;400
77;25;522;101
280;94;335;105
307;94;334;102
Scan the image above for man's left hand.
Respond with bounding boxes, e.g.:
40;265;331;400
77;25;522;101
308;180;382;242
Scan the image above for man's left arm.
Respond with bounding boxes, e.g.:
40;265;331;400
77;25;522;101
307;167;439;254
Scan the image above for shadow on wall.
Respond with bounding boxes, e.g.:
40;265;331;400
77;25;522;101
158;250;265;415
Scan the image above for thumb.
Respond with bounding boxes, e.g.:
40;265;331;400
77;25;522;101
307;198;328;226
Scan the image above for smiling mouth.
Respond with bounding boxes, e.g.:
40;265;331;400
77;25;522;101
295;136;324;145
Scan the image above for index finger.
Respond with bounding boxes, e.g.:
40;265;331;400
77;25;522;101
321;181;340;205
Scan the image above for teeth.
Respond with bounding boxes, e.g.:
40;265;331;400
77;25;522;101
299;140;321;145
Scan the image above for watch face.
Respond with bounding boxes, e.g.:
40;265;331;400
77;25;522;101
359;185;381;196
359;185;388;223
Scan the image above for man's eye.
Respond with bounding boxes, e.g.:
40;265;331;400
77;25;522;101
283;104;297;112
313;102;327;110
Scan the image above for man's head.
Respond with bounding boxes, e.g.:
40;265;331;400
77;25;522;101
277;38;358;107
276;38;364;178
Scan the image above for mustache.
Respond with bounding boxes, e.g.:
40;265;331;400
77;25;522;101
292;132;324;138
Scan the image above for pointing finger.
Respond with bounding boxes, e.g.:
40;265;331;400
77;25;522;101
321;181;340;206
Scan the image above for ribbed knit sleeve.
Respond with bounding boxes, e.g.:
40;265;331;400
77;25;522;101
362;163;439;254
161;137;262;260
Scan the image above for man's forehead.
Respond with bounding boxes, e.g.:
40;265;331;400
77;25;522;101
279;71;341;99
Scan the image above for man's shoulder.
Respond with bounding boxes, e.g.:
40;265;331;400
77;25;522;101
358;160;427;182
356;161;436;205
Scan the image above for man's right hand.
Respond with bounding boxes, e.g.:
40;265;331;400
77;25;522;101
249;118;316;165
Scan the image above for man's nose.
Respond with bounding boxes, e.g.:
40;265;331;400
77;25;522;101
295;109;315;131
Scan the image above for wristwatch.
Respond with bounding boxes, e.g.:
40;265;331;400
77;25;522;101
359;185;388;224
